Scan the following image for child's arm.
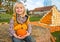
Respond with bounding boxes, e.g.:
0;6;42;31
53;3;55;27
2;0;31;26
24;23;32;37
26;16;32;36
9;18;16;36
27;23;32;34
9;18;21;39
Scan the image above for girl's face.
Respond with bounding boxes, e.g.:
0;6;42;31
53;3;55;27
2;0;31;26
15;4;25;15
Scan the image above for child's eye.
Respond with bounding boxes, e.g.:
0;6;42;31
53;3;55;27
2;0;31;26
16;7;19;9
20;7;23;9
16;7;23;9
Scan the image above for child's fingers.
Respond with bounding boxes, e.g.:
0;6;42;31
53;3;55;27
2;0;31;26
18;35;21;37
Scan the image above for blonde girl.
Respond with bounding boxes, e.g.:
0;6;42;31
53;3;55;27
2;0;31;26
9;2;35;42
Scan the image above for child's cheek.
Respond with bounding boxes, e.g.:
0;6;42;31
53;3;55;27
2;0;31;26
16;9;20;14
15;9;18;13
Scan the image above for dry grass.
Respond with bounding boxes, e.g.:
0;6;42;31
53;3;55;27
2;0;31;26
0;24;12;42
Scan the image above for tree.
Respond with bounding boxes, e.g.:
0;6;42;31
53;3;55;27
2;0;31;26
0;0;2;7
26;9;30;15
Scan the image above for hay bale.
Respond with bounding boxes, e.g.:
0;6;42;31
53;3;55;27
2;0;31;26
31;25;52;42
0;24;52;42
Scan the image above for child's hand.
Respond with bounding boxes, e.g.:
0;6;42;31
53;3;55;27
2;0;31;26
24;31;30;37
18;31;30;39
14;31;30;39
17;35;26;39
13;34;25;39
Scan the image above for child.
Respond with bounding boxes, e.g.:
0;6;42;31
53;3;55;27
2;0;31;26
9;2;35;42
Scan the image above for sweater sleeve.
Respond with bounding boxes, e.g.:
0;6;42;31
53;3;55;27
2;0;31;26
27;23;32;34
27;16;32;34
9;18;15;36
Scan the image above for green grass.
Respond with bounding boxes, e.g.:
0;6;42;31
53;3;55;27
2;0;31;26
0;14;42;22
0;14;12;23
51;31;60;42
30;16;42;22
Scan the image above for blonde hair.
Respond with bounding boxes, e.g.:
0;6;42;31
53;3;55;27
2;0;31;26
13;2;27;15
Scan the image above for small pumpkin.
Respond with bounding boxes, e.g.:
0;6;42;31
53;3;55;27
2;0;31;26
21;24;27;30
14;24;21;31
16;29;27;36
14;24;27;36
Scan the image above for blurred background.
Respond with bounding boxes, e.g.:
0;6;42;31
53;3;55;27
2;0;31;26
0;0;60;42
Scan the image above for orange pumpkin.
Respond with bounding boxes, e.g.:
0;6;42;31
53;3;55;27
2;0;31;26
16;29;27;36
14;24;27;36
